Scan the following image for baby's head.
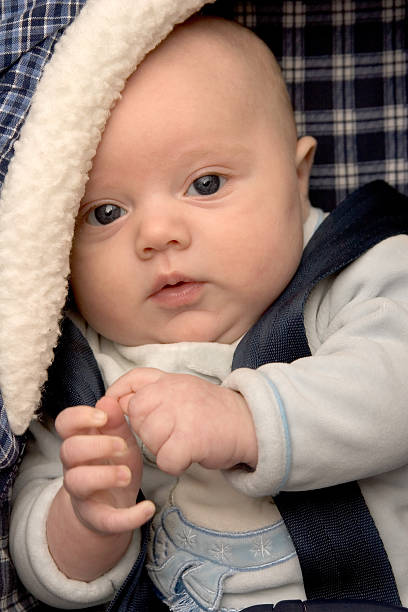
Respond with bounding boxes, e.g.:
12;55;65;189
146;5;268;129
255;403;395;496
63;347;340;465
70;17;316;346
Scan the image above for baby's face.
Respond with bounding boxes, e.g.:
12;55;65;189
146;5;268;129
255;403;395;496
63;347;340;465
71;24;313;346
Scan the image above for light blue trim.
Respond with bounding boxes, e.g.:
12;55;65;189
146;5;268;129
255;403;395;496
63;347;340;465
258;371;292;491
147;506;295;610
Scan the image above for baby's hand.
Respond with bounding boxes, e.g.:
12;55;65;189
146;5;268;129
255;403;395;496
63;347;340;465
55;396;155;535
107;369;258;476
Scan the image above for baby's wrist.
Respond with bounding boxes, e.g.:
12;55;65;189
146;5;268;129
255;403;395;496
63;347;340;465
47;487;133;581
233;391;258;469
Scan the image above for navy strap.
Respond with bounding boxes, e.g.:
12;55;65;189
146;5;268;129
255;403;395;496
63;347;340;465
41;317;106;418
233;182;408;604
276;484;400;604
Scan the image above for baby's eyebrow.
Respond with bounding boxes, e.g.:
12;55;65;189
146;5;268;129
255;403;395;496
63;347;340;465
173;142;252;165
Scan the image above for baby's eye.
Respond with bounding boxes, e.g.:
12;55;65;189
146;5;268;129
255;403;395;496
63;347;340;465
86;203;127;226
186;174;225;196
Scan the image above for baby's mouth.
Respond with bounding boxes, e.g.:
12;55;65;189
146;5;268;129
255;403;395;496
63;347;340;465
150;274;194;295
162;281;185;290
149;275;204;308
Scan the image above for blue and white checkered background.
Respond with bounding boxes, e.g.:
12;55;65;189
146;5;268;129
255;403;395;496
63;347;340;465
204;0;408;210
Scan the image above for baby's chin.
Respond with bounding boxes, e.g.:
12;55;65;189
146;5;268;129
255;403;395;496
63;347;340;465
158;314;247;345
150;323;247;346
124;319;246;347
98;309;252;347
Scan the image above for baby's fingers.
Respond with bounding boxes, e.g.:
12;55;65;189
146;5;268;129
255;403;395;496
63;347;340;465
60;435;128;469
64;464;132;499
56;405;107;438
78;499;155;535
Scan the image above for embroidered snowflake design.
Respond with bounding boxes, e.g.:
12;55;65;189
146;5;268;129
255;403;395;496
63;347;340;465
177;527;197;548
209;542;232;562
251;536;272;559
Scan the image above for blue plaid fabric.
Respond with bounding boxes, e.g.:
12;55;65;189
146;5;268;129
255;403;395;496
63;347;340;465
204;0;408;211
0;0;87;189
0;395;37;610
0;2;88;609
0;396;20;478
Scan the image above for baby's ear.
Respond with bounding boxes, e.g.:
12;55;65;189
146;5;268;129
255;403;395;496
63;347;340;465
295;136;317;215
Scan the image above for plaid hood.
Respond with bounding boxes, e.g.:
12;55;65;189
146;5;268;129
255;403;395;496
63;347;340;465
0;0;213;436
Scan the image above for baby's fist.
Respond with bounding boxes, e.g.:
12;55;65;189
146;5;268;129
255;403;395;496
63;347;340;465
108;368;258;475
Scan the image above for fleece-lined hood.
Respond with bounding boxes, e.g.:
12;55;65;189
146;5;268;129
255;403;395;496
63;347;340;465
0;0;214;435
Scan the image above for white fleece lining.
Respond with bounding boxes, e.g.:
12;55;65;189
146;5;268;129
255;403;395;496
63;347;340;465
0;0;212;435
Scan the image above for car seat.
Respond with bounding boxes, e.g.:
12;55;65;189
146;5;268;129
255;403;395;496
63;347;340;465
0;0;406;610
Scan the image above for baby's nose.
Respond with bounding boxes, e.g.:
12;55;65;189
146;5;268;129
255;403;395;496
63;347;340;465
135;202;191;259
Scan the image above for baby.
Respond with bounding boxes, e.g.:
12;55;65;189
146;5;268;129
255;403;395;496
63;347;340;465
10;16;408;612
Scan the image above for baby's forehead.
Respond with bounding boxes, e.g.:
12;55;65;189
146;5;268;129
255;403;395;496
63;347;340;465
151;17;281;82
125;17;289;116
106;17;297;155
